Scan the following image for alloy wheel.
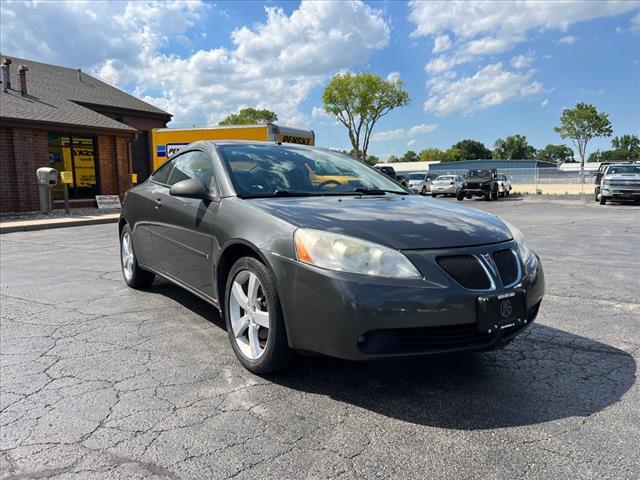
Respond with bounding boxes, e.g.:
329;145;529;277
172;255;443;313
229;270;270;360
121;232;134;282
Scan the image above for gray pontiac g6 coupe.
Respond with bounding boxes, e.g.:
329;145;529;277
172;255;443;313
119;141;544;373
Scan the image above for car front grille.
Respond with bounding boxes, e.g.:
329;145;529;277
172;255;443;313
610;180;640;188
358;301;541;355
436;255;492;290
492;249;519;286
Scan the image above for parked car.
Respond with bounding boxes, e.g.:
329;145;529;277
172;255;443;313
457;169;499;201
406;172;439;195
430;175;464;197
594;162;640;205
119;141;544;373
374;165;407;186
496;174;512;197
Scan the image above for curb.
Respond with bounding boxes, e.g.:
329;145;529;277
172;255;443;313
0;214;120;234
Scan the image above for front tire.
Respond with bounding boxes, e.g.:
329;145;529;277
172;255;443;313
456;190;465;201
421;186;427;196
224;257;292;374
120;224;155;289
599;194;607;205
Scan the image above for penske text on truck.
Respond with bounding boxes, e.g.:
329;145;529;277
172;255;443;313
151;123;315;170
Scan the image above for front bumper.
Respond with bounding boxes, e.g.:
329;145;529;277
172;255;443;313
264;243;545;361
601;186;640;199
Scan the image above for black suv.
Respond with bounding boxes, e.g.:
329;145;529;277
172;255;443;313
374;165;408;187
457;168;499;201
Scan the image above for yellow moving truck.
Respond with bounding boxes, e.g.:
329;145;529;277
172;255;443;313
151;123;315;171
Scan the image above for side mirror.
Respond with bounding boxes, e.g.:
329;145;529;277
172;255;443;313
169;178;211;200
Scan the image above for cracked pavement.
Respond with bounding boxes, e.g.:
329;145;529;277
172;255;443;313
1;196;638;479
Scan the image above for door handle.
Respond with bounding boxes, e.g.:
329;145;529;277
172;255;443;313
154;198;162;210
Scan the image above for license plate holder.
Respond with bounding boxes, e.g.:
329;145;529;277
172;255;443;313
477;291;526;333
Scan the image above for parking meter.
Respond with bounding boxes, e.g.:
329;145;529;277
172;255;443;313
36;167;58;212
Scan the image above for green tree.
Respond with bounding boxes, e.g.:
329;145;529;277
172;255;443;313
419;148;447;162
322;72;410;162
401;150;419;162
452;139;492;160
444;147;465;162
219;107;278;125
340;148;380;166
365;154;380;166
554;102;612;177
611;134;640;159
493;134;536;159
387;155;400;163
535;144;574;163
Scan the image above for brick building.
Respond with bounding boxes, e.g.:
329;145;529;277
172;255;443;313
0;55;171;213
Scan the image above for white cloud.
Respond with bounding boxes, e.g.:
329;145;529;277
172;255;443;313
511;54;534;69
409;1;635;42
311;106;331;119
386;71;401;83
541;99;549;108
407;139;416;147
433;35;452;53
0;1;389;126
630;12;640;33
409;1;636;115
424;63;543;116
371;123;438;142
558;35;577;45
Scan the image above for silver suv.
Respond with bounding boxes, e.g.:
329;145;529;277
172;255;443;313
595;162;640;205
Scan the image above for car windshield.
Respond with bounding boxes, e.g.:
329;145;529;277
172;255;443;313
467;169;492;178
436;176;453;181
608;165;640;175
219;144;408;197
408;173;424;180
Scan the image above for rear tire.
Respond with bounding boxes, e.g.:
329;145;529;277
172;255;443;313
120;224;155;289
421;186;427;196
224;256;292;374
431;193;437;198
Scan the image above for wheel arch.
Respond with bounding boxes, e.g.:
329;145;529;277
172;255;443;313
215;240;272;311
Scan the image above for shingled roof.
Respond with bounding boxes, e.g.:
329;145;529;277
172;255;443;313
0;55;171;133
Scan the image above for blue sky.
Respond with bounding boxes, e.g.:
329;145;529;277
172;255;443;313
1;0;639;160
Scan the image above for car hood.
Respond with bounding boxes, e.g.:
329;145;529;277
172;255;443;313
247;195;512;250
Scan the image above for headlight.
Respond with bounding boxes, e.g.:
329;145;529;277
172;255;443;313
503;221;535;266
294;229;422;279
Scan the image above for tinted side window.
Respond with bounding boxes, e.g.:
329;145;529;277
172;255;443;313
166;151;215;188
151;158;176;185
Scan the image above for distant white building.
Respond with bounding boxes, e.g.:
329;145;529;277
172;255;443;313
380;161;440;172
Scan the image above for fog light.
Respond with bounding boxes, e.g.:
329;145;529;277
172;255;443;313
357;335;367;344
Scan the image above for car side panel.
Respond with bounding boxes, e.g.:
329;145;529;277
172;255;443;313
123;183;158;268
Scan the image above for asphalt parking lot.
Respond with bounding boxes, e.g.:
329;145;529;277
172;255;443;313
1;196;639;480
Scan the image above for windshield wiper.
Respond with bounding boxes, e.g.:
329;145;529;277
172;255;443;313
352;188;408;195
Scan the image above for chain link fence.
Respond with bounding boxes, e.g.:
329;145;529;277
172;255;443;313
429;167;595;184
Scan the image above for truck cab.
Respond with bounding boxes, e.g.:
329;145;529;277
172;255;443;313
595;162;640;205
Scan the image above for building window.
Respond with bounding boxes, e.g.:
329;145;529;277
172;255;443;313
48;135;99;199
